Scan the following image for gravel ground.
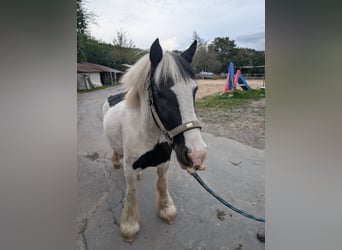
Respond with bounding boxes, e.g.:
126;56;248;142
196;79;265;149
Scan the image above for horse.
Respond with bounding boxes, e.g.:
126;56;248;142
102;38;207;242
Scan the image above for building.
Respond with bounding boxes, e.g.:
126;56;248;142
77;62;123;90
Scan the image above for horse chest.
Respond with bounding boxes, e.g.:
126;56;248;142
133;142;172;170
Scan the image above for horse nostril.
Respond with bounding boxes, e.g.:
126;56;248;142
186;146;207;168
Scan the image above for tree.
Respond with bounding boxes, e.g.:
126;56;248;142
81;36;146;71
76;1;145;68
192;31;221;73
77;0;87;34
209;37;237;72
231;48;265;77
77;33;87;62
113;30;135;48
77;0;96;34
208;36;265;75
192;31;206;47
252;50;265;66
193;46;221;73
77;0;96;62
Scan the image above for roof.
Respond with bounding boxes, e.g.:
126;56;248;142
77;62;123;73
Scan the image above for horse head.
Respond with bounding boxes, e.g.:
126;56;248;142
149;38;207;170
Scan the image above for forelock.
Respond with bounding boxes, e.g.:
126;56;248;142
154;53;195;88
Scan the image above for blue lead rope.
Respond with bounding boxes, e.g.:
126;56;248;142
190;171;265;223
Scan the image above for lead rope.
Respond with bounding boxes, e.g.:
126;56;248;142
146;78;264;222
186;168;265;223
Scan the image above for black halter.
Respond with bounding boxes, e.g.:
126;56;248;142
147;82;201;146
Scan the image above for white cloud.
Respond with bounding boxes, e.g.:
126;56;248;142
160;37;180;51
85;0;265;50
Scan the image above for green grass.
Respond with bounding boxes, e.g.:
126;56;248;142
196;89;265;109
77;84;118;93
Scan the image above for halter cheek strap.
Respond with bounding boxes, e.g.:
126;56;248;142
148;85;201;145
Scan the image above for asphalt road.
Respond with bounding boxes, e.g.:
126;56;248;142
77;85;265;250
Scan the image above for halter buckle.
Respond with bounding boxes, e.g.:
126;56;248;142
165;133;173;146
186;122;194;128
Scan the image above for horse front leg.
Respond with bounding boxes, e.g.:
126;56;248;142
120;165;140;242
156;162;177;224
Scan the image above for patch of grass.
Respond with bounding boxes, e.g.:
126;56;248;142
196;89;265;109
77;84;118;93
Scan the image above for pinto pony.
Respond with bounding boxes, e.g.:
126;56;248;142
102;39;207;242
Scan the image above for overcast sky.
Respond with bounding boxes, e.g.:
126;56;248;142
84;0;265;51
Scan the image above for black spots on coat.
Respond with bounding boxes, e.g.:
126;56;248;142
173;134;192;167
171;54;195;80
193;86;198;111
150;55;193;132
107;92;127;107
133;142;172;170
151;82;182;132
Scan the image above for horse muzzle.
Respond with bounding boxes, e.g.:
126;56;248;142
186;146;207;170
176;143;207;171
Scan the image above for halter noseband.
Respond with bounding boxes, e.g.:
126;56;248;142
147;83;202;146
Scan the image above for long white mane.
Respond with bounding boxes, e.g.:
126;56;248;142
121;52;191;107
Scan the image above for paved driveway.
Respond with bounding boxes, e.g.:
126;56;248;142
77;85;265;250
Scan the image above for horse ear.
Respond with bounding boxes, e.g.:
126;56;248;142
181;40;197;63
150;38;163;68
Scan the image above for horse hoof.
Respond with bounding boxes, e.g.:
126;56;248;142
159;206;177;225
121;230;138;243
120;221;139;243
165;216;176;225
123;235;135;243
113;164;121;169
112;152;122;169
114;163;121;169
